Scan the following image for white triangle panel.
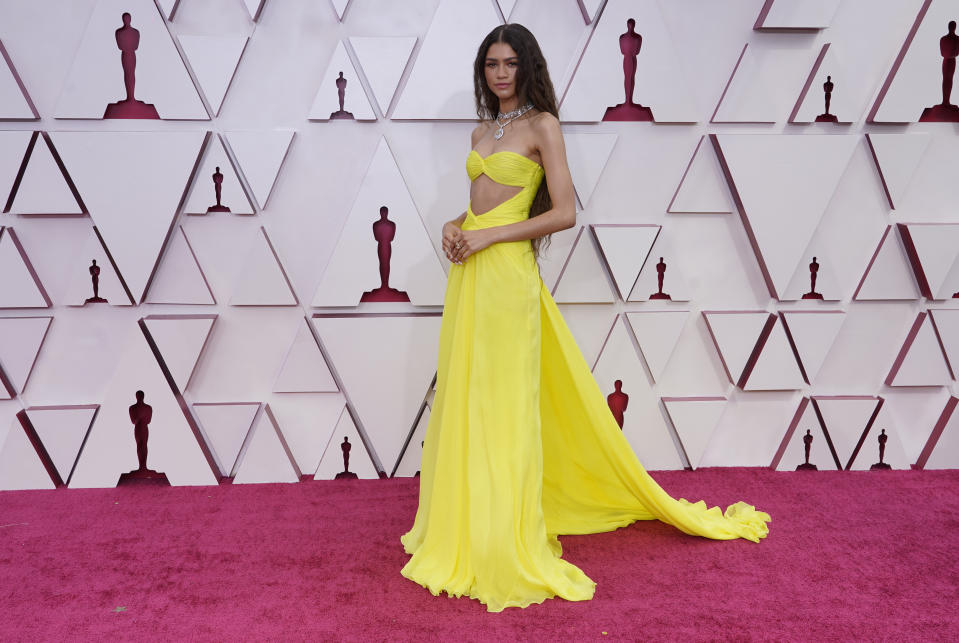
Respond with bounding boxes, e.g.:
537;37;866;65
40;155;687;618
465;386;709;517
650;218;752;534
69;325;218;487
772;399;838;471
662;397;726;469
269;394;346;476
233;405;300;483
592;316;682;470
591;224;659;301
813;396;883;470
712;134;858;299
0;415;55;490
668;135;732;214
225;130;294;209
313;314;441;472
929;309;959;378
869;0;959;123
853;226;921;301
329;0;351;21
178;35;248;116
348;37;416;116
54;0;207;119
230;227;298;306
561;0;698;122
243;0;266;21
308;41;376;121
495;0;517;20
313;407;379;479
563;132;618;208
579;0;602;24
183;134;254;215
392;0;501;119
0;40;38;119
145;226;216;305
193;402;259;477
779;311;845;384
8;133;84;215
142;314;217;392
922;398;959;469
156;0;180;21
712;44;779;124
625;311;688;382
0;316;52;394
885;313;952;387
848;403;910;471
552;226;616;303
273;318;337;393
0;227;50;308
702;311;770;385
312;137;447;307
25;405;98;484
559;305;617;370
394;404;429;477
755;0;840;29
900;223;959;300
62;229;134;307
790;44;857;124
0;131;32;203
51;131;206;302
865;133;930;209
629;234;691;302
744;317;806;391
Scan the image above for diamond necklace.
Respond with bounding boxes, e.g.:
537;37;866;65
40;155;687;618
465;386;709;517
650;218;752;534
493;102;533;140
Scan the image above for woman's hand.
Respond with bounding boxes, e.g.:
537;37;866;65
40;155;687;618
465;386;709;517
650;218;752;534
442;221;463;264
447;228;496;264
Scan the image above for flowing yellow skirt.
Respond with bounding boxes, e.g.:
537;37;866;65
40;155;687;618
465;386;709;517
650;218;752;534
400;207;770;612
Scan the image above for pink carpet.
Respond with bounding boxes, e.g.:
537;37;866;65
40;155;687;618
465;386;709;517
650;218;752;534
1;468;957;640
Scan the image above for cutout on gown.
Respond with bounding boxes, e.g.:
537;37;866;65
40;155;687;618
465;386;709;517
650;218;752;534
469;173;524;216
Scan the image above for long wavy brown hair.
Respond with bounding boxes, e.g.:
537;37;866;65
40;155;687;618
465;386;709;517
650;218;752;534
473;23;558;259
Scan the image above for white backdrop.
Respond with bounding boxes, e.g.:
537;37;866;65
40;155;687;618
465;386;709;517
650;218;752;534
1;0;958;490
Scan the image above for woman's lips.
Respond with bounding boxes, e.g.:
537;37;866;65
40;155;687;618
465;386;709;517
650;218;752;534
495;83;510;89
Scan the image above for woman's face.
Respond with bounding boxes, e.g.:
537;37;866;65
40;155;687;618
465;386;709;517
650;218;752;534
484;42;519;104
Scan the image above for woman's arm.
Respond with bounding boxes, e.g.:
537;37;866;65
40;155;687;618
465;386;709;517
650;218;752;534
448;114;576;262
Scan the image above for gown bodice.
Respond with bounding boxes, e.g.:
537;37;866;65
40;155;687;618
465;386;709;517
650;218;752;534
464;150;545;229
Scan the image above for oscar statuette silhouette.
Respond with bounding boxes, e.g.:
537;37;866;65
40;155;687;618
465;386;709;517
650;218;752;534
606;380;629;429
103;13;160;119
649;257;672;300
118;391;169;484
815;75;839;123
206;166;231;213
870;428;892;470
360;206;411;302
330;71;355;120
919;21;959;122
802;257;824;299
796;429;818;470
603;19;655;121
84;259;108;304
335;436;359;479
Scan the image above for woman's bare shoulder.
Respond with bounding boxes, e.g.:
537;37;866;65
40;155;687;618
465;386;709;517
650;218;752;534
471;121;492;147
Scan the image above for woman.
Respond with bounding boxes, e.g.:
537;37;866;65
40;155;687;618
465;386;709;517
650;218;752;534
400;23;770;613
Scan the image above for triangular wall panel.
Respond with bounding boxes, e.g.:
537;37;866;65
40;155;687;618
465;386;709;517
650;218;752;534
225;130;294;209
312;137;447;307
51;131;207;303
552;226;616;303
54;0;207;119
591;224;659;301
6;133;85;215
307;40;376;121
0;227;51;308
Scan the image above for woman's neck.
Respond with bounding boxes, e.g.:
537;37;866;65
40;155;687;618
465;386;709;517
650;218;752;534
497;97;520;115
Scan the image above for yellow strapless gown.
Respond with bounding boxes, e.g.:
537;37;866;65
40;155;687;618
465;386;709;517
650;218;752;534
400;149;770;612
